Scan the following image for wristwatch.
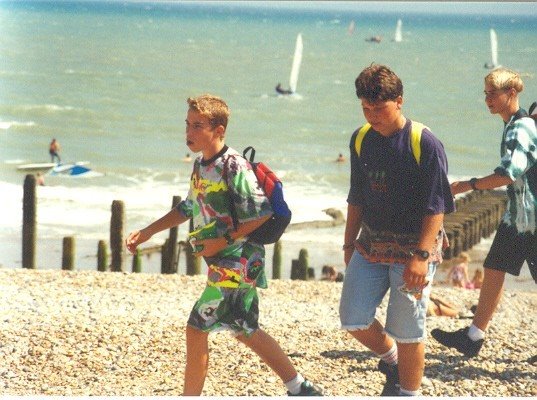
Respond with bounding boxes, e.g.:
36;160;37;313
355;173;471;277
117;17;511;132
409;249;430;260
469;177;478;190
223;231;235;245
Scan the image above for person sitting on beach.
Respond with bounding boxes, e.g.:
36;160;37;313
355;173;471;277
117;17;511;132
427;294;459;318
35;172;45;186
125;94;322;396
340;64;454;396
447;252;470;288
432;68;537;358
336;153;345;163
49;138;61;163
321;265;338;281
467;268;484;289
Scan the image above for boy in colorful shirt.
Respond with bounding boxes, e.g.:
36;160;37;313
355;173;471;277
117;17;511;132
340;64;454;396
125;94;322;396
432;68;537;358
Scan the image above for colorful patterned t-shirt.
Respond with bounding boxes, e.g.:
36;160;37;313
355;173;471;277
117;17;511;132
177;145;273;288
495;111;537;234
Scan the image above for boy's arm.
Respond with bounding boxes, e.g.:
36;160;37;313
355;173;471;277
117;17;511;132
126;208;189;254
343;203;363;266
194;214;271;257
451;173;514;195
403;212;444;288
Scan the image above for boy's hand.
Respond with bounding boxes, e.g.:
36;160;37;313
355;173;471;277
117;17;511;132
403;257;428;289
450;181;467;195
125;229;151;254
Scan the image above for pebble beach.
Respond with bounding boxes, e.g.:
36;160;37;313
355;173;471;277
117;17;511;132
0;268;535;397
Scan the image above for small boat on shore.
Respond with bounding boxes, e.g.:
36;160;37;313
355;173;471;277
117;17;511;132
16;162;57;171
47;162;102;177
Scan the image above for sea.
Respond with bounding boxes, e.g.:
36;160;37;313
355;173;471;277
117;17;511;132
0;1;536;289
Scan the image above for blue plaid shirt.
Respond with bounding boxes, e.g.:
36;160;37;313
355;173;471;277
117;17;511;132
494;110;537;234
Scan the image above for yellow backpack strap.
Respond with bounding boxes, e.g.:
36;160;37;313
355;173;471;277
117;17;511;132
410;120;428;166
354;123;372;156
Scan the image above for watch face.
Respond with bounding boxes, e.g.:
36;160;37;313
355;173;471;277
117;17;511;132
418;250;430;259
411;249;429;259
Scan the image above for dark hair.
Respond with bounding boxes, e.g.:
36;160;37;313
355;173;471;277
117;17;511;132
355;64;403;102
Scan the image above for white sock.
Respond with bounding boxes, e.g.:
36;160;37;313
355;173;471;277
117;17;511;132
379;343;398;365
400;387;420;396
468;324;485;341
285;373;305;395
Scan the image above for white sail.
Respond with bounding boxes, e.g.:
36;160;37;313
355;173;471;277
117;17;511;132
289;33;303;94
490;29;498;67
394;19;402;42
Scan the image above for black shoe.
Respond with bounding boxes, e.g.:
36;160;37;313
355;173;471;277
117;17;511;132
288;380;323;396
470;305;477;315
378;360;400;396
431;327;484;357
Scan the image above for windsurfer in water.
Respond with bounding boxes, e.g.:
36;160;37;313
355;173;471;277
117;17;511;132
275;83;293;95
49;138;61;164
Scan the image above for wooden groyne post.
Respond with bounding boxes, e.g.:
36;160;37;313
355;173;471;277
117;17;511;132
272;240;282;279
62;236;75;270
97;240;108;272
291;248;309;280
22;174;36;269
110;200;125;272
132;248;142;273
162;196;181;274
443;190;507;259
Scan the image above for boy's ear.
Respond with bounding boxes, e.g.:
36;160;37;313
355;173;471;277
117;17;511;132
396;96;403;109
214;124;225;139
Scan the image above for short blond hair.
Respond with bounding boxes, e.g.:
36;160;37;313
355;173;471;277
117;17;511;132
187;94;230;129
485;68;524;93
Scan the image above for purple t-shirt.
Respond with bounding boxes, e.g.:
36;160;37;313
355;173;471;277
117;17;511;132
347;119;454;234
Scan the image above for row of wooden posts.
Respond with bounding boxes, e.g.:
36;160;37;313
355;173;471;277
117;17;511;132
21;174;314;280
442;189;507;260
21;174;507;278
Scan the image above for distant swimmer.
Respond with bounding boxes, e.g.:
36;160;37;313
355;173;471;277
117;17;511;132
182;153;192;162
365;35;382;43
49;138;61;163
336;153;346;163
275;83;293;95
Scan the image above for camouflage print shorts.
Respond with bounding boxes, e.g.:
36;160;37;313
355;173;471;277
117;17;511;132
187;283;260;337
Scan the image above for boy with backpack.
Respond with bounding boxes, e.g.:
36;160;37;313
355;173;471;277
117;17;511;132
125;94;322;396
339;64;454;396
432;67;537;358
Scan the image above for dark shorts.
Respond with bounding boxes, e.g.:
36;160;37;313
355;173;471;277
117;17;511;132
484;223;537;282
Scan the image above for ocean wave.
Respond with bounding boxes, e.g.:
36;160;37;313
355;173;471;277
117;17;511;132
4;104;92;117
0;120;36;130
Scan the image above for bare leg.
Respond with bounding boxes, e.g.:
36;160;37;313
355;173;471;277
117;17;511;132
473;267;505;331
348;319;395;355
183;325;209;396
397;342;424;391
235;328;297;382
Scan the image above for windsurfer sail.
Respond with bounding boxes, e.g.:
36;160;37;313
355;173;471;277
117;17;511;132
275;33;303;95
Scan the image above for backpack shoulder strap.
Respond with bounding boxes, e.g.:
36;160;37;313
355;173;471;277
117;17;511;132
354;123;372;157
222;154;239;231
354;121;426;166
410;120;425;166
